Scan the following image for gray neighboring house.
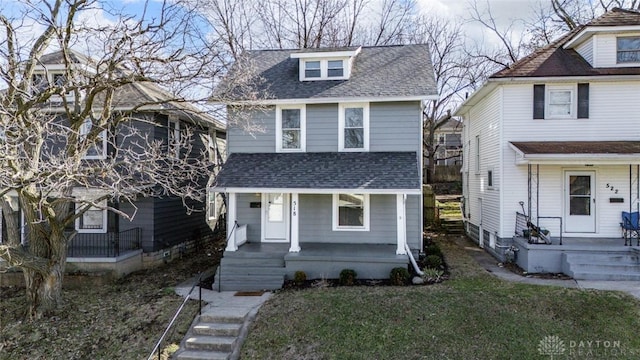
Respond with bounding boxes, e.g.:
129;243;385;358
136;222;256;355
0;50;225;277
211;45;438;291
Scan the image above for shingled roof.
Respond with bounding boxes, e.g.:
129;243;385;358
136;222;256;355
213;44;438;102
510;141;640;155
213;152;420;191
492;8;640;78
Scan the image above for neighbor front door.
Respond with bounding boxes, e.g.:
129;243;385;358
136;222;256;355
263;193;289;242
564;171;596;233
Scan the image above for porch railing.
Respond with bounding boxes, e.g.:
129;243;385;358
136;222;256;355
66;228;141;257
515;212;563;245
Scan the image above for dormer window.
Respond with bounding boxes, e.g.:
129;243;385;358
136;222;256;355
617;36;640;63
291;47;361;81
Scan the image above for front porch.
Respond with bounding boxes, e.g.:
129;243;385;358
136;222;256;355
511;236;640;280
213;242;410;291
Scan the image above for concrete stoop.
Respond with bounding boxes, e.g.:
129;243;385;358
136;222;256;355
562;252;640;281
174;299;266;360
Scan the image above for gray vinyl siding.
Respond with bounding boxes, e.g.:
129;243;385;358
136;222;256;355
406;194;421;248
370;101;421;152
307;104;338;152
235;193;262;240
153;196;211;251
299;194;396;244
120;197;155;252
227;107;276;153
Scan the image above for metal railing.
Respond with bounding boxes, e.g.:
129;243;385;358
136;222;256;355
147;272;204;360
66;227;141;257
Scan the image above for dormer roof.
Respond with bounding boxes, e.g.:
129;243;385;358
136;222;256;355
563;8;640;49
213;44;438;103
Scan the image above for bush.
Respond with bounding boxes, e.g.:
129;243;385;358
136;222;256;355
390;267;410;286
422;268;444;284
293;271;307;286
424;244;443;258
339;269;357;286
425;255;443;269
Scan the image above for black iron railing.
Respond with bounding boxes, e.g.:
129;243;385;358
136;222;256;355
67;228;141;257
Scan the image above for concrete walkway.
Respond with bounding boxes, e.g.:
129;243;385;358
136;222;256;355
174;274;272;360
460;237;640;299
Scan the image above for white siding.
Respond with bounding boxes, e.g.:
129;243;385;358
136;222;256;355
464;87;502;239
575;38;594;66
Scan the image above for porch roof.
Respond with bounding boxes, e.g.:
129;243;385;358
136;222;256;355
212;152;420;194
509;141;640;165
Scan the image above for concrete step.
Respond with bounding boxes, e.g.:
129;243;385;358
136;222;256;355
222;250;287;259
177;349;230;360
215;281;284;292
565;253;640;263
569;263;640;273
570;271;640;281
200;308;249;324
193;322;242;337
185;335;236;352
216;266;286;276
220;257;285;267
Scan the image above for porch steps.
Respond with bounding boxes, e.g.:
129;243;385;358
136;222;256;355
562;252;640;280
213;248;286;292
176;307;248;360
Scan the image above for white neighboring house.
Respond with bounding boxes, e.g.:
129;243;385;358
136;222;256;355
455;8;640;277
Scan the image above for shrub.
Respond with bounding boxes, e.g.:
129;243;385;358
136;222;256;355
424;244;443;258
293;271;307;286
339;269;357;286
425;255;443;269
390;267;410;286
422;268;444;284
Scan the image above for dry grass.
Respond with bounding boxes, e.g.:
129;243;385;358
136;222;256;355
0;237;224;360
241;235;640;359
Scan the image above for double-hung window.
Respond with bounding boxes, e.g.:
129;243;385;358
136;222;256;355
80;118;107;159
333;193;370;231
339;103;369;151
75;199;107;233
617;36;640;63
533;84;589;119
547;87;573;118
276;105;306;152
327;60;344;77
304;61;321;78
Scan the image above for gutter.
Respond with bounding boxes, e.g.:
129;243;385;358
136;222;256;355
405;243;424;276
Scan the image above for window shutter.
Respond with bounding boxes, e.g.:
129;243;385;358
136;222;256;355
577;83;589;119
533;84;545;119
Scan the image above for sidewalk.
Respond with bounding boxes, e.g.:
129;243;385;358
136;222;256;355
460;237;640;299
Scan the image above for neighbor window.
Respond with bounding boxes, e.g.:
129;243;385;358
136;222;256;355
487;169;494;188
304;61;321;78
80;118;107;159
327;60;344;77
276;105;306;152
333;193;370;231
617;36;640;63
31;73;47;94
168;117;180;157
547;88;573;117
75;200;107;233
208;191;219;220
339;103;369;151
534;84;589;119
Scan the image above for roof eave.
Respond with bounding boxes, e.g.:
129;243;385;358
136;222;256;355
210;187;422;195
209;94;438;106
564;25;640;49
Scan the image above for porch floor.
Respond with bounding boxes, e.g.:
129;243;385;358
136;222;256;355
237;242;406;261
513;236;637;250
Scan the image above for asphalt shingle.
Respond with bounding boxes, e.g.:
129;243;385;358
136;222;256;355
214;152;420;190
510;141;640;154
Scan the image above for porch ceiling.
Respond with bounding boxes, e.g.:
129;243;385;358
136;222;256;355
212;152;421;194
509;141;640;165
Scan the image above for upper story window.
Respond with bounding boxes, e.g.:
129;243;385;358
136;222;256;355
31;71;74;99
276;105;306;152
291;48;360;81
80;118;107;159
304;61;321;78
533;84;589;120
338;102;369;151
617;36;640;63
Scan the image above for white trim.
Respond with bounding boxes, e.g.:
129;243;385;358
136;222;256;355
508;143;640;165
226;193;238;251
211;95;439;106
80;118;107;160
564;25;640;49
338;102;369;151
545;85;576;119
299;58;350;81
211;187;421;195
396;194;407;255
75;201;108;234
289;193;300;252
275;104;306;152
290;48;361;59
261;193;290;242
332;193;370;231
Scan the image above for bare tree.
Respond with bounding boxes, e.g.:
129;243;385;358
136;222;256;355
0;0;257;318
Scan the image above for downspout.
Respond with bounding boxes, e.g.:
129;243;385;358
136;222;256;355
405;243;424;276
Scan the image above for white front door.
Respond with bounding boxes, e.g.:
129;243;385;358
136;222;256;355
263;193;289;242
564;171;596;233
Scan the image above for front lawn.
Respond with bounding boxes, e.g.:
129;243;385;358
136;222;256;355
241;237;640;359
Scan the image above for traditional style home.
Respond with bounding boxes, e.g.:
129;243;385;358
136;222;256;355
455;8;640;280
0;50;225;276
211;45;438;290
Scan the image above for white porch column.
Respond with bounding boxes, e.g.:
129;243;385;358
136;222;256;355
396;193;407;255
226;192;238;252
289;193;301;252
